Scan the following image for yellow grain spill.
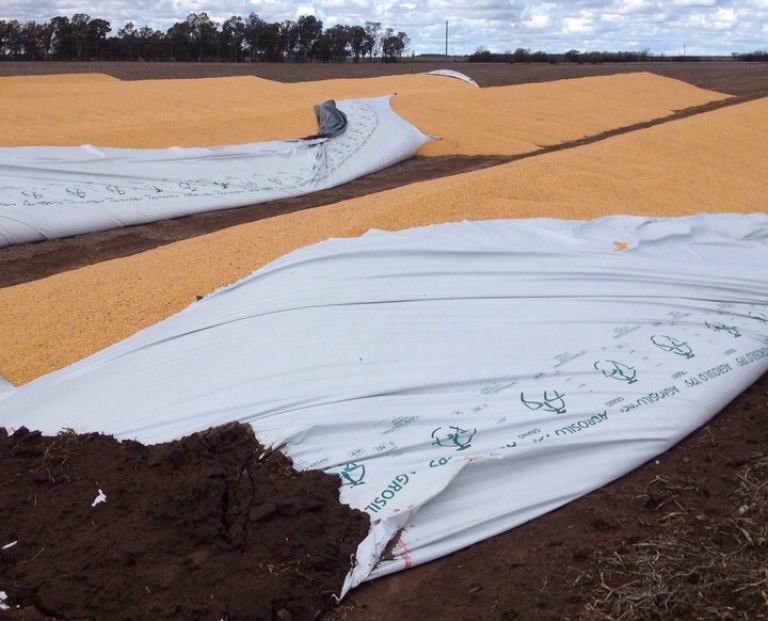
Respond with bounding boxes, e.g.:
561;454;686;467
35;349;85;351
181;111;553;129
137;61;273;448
0;72;763;385
0;71;728;154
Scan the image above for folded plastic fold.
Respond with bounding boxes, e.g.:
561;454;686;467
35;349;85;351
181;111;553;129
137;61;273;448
1;213;767;597
0;96;430;246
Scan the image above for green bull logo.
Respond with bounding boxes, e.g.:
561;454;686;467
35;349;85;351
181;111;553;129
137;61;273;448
652;335;695;358
431;426;476;451
336;462;366;487
594;359;638;384
520;390;566;415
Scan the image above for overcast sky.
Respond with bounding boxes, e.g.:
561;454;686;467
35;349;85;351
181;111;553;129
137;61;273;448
2;0;767;57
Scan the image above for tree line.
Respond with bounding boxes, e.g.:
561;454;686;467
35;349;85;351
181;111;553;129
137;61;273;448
0;13;411;63
470;46;768;64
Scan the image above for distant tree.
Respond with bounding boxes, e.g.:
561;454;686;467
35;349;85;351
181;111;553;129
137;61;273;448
363;21;381;60
512;47;530;63
221;16;245;62
348;25;367;61
322;24;351;61
188;13;220;61
398;30;410;56
564;49;580;63
529;50;551;63
0;11;410;64
165;13;220;61
86;18;111;59
36;22;54;60
260;21;283;61
0;19;22;58
310;31;333;62
244;14;283;61
279;20;299;60
20;21;41;59
381;28;408;62
117;21;138;60
735;50;768;61
243;13;266;61
468;46;494;62
296;14;322;61
50;16;76;60
166;19;194;60
136;26;164;60
70;13;91;60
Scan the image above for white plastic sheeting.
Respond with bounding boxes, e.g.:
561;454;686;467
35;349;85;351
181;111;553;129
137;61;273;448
0;377;13;400
0;96;430;247
426;69;480;87
1;213;767;596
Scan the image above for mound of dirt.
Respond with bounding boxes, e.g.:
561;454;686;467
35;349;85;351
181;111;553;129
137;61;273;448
0;423;369;621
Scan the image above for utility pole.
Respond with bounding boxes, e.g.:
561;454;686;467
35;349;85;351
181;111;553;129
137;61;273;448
445;20;448;57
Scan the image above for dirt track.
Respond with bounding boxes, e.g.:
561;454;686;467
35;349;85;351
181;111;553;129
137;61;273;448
1;61;767;621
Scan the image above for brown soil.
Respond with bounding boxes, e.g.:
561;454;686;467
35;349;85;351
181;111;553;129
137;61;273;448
0;424;369;621
1;60;767;97
1;61;767;621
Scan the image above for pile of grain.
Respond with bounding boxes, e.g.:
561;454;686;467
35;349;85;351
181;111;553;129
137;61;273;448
1;72;764;385
1;71;726;154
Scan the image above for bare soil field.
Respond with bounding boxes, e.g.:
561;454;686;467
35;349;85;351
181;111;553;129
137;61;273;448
1;60;768;96
1;61;767;621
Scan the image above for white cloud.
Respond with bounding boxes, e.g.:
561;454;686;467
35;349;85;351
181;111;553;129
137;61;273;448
521;13;551;30
294;4;317;17
519;3;555;30
611;0;662;15
710;7;738;29
561;16;594;34
670;0;717;6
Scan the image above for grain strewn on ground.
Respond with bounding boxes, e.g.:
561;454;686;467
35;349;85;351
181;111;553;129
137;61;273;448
1;71;728;154
0;71;761;386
